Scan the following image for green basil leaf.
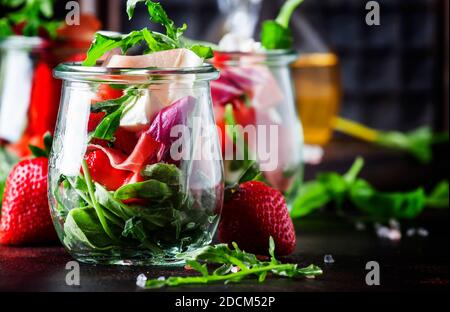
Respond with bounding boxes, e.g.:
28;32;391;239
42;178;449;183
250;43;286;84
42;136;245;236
141;163;182;188
290;181;330;218
349;179;426;219
114;179;172;201
63;207;116;250
95;183;133;221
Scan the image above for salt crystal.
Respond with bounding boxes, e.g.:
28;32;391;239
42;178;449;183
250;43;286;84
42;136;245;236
306;275;315;279
157;276;166;281
406;228;416;237
324;254;335;264
136;273;147;288
231;266;240;273
417;227;429;237
376;226;401;241
355;221;366;231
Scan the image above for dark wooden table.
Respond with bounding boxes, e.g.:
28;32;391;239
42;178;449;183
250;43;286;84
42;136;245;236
0;139;448;293
0;214;448;292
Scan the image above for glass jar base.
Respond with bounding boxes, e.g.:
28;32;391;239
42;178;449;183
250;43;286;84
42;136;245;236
68;251;187;266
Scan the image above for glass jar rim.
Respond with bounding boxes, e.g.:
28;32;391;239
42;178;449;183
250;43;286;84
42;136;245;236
0;35;44;50
54;61;219;84
212;49;298;66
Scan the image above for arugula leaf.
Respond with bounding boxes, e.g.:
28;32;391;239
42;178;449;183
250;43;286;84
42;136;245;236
63;207;117;250
376;127;448;163
122;217;164;253
114;179;172;201
290;157;448;220
426;180;449;209
188;44;213;59
0;18;13;37
139;237;322;288
83;1;212;66
260;0;304;50
349;180;426;219
333;118;449;163
90;90;139;141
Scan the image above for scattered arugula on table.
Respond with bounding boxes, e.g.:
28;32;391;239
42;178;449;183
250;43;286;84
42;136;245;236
260;0;304;50
139;237;322;288
82;0;213;66
0;0;61;38
291;157;449;220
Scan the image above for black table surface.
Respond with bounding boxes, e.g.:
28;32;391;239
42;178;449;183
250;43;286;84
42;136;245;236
0;214;448;292
0;139;448;292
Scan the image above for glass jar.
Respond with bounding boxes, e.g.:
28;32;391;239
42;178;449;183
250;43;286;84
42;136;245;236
211;50;303;199
49;63;223;265
0;35;95;157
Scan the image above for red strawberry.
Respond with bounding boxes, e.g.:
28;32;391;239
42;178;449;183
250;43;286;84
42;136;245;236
218;181;296;256
232;97;256;128
93;84;123;103
84;149;130;191
0;157;57;245
87;112;106;132
114;128;139;155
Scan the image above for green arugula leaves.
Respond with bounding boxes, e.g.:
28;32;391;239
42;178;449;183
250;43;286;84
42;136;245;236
260;0;304;50
82;1;213;66
291;157;449;220
59;162;216;254
141;237;322;288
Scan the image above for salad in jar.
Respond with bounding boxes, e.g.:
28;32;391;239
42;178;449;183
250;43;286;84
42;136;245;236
49;1;223;265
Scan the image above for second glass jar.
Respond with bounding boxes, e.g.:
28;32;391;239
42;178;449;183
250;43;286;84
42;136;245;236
211;50;304;199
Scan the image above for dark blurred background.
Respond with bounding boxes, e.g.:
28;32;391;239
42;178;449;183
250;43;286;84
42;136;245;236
77;0;449;133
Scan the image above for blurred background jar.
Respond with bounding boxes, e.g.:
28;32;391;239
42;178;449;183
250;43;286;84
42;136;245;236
211;50;303;197
292;52;341;146
0;1;101;158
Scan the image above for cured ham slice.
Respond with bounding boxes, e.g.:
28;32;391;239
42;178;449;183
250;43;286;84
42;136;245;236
86;96;196;182
104;49;202;130
104;48;203;68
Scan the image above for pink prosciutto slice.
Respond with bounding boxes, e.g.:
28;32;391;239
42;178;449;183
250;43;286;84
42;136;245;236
86;96;196;182
210;80;243;106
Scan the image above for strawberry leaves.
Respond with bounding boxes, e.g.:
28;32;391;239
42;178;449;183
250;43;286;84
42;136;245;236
138;237;323;288
28;132;53;158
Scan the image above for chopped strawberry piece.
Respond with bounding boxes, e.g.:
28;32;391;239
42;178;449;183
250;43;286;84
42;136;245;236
93;84;123;103
114;128;139;155
231;97;256;128
87;112;106;132
84;149;130;191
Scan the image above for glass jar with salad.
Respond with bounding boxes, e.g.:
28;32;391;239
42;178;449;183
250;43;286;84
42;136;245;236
0;0;101;157
48;1;223;265
210;0;306;203
211;49;303;198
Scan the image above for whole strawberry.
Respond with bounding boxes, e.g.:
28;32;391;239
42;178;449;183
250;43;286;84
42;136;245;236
218;181;296;256
0;135;57;245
